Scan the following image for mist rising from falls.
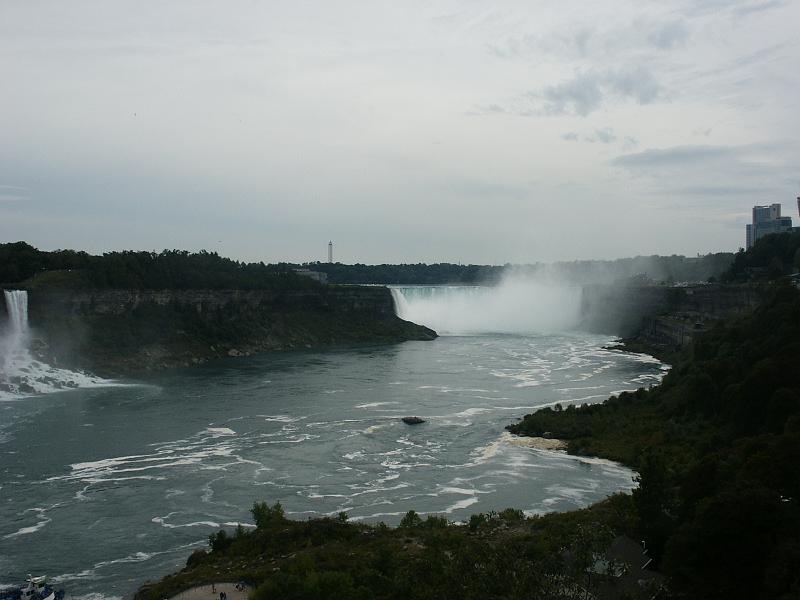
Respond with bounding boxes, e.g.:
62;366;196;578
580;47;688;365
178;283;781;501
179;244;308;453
390;277;582;335
1;289;112;400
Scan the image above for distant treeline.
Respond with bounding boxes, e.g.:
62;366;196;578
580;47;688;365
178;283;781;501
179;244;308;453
2;241;742;290
299;252;735;285
722;230;800;282
0;242;317;290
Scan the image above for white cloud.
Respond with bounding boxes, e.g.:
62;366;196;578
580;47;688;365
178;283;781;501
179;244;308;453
0;0;798;262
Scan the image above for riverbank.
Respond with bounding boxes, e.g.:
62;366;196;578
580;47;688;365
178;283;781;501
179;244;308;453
135;495;644;600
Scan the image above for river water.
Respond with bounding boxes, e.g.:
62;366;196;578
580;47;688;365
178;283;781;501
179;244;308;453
0;286;666;599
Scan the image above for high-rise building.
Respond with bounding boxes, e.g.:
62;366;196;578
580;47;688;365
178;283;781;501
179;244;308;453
746;203;793;249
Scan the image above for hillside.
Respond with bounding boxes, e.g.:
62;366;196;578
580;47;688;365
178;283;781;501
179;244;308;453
509;282;800;598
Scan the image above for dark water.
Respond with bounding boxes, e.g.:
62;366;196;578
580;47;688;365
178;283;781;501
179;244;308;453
0;333;665;599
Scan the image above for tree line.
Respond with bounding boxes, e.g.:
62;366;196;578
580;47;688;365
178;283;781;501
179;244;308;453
0;242;318;290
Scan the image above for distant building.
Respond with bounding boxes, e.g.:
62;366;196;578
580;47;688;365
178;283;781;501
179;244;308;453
328;241;333;264
746;203;793;249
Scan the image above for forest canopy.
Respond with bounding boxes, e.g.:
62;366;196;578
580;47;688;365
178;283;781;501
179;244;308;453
0;242;316;290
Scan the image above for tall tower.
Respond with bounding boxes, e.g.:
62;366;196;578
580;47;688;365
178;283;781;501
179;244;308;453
796;196;799;219
328;241;333;264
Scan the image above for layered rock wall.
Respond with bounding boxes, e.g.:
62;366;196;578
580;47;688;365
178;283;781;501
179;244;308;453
11;286;434;375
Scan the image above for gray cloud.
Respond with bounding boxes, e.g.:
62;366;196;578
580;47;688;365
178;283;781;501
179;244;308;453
592;128;617;144
735;0;787;16
681;0;787;17
540;72;605;116
647;20;690;49
622;136;639;151
604;66;662;104
611;143;799;212
562;129;636;148
532;66;662;117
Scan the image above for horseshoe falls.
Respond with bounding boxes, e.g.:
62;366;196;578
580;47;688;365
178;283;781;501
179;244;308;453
390;280;582;335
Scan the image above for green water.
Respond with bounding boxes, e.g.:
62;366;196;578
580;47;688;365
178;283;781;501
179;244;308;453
0;333;664;599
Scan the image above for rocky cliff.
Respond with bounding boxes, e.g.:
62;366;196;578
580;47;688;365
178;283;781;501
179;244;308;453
17;286;436;376
580;283;765;336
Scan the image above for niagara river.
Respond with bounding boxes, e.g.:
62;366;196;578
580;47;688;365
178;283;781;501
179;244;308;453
0;285;666;599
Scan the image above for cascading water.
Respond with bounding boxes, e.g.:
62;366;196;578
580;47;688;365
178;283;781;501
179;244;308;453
390;279;582;335
4;290;29;336
1;290;29;369
1;289;112;399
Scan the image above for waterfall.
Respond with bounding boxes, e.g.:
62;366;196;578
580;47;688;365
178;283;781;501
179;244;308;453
2;290;29;365
4;290;29;336
1;289;111;399
389;281;582;335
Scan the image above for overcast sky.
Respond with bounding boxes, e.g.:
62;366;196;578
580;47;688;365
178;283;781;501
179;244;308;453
1;1;798;264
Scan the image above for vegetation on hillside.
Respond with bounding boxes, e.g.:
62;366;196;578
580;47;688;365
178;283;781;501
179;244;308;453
508;282;800;599
1;241;734;289
0;242;316;290
722;230;800;282
302;253;733;285
137;496;657;600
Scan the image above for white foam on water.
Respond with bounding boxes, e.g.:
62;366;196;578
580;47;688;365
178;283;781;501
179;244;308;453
363;423;389;434
442;496;480;513
258;433;317;444
152;515;220;529
206;427;236;436
347;510;409;522
260;414;303;423
69;594;123;600
1;290;122;401
2;506;51;539
470;438;503;464
437;486;483;496
452;407;491;418
355;401;398;408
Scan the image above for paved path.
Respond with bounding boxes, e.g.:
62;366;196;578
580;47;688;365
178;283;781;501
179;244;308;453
166;583;250;600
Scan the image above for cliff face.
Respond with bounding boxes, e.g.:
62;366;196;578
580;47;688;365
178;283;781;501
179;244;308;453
580;283;765;337
21;286;436;376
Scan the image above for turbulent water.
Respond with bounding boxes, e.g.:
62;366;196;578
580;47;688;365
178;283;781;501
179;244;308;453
1;285;666;599
1;291;111;400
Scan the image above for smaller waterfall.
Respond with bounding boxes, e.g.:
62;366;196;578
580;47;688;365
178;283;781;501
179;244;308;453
1;289;112;400
2;290;29;366
4;290;29;336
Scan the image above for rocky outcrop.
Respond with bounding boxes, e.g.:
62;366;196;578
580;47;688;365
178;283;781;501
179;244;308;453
580;283;766;337
20;286;436;376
